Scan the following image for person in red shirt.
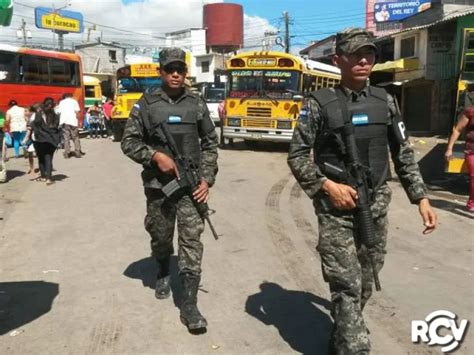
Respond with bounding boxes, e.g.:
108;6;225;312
102;98;114;139
446;90;474;212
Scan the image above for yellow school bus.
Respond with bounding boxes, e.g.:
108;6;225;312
83;75;103;109
111;63;161;141
222;51;340;146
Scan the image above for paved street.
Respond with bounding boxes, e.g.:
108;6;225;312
0;136;473;354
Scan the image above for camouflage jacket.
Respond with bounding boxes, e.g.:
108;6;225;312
121;88;218;189
287;85;427;204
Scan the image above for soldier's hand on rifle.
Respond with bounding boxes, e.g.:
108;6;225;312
418;198;437;235
152;152;180;178
193;179;209;203
322;179;358;210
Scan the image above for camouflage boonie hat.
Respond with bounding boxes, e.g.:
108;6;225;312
336;28;377;54
159;47;186;67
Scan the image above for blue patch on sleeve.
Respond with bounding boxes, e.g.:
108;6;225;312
299;106;309;121
352;113;369;126
168;115;182;123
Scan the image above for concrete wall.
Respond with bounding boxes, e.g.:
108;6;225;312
394;29;428;81
308;40;334;60
195;55;214;83
165;29;207;55
426;22;457;80
75;44;126;75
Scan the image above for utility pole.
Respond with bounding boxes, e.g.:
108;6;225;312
20;19;27;46
16;19;31;46
283;11;290;53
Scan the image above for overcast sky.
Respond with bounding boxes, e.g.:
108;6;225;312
0;0;277;51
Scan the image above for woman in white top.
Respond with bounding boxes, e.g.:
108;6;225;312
5;100;28;158
22;104;40;174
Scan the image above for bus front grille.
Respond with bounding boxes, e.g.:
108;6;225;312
247;107;272;117
242;118;276;129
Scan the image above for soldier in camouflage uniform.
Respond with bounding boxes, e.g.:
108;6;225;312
288;29;437;354
121;48;218;331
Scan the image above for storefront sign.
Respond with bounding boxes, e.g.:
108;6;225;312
131;64;159;77
374;1;431;23
35;7;83;33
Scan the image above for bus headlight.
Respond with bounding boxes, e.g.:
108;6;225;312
227;118;241;127
277;120;292;130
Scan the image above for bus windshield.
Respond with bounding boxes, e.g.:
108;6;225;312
118;77;162;94
204;87;225;102
228;70;300;99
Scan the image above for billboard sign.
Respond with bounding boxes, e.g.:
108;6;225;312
35;7;84;33
374;1;432;23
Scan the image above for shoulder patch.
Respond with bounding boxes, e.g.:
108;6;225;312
130;104;141;117
298;106;309;123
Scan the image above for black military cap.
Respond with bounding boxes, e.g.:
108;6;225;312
159;47;186;67
336;28;377;54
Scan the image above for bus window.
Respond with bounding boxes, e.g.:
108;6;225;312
204;87;225;103
50;59;77;85
85;85;96;98
315;76;322;89
302;74;311;92
0;51;17;82
21;55;49;83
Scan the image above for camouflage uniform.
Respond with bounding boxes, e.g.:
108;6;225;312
121;73;218;278
288;29;428;354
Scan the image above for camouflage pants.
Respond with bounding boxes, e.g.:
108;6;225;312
144;188;204;276
315;185;392;354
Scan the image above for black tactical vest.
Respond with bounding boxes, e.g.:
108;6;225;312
142;92;201;168
311;86;391;189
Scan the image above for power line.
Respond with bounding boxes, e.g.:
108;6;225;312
14;1;167;40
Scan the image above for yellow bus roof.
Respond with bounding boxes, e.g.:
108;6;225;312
227;51;304;68
227;51;340;78
83;75;101;85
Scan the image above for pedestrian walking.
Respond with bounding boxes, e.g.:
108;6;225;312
0;124;6;183
287;28;438;354
22;104;40;175
32;98;60;185
5;100;27;158
57;93;83;158
121;47;218;332
445;96;474;212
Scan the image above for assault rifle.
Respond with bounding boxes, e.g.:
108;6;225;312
321;124;382;291
158;123;219;240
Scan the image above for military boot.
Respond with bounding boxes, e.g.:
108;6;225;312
180;274;207;330
155;257;171;299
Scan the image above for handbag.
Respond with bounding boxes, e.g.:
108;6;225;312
4;132;12;147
